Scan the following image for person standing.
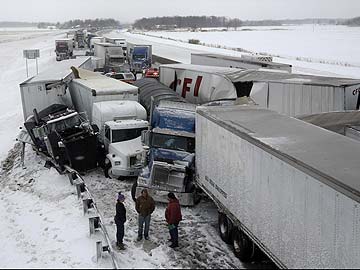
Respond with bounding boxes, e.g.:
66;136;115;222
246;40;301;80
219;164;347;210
114;192;126;250
135;189;155;241
165;192;182;248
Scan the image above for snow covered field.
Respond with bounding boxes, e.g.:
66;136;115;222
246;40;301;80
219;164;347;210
113;25;360;78
1;25;360;268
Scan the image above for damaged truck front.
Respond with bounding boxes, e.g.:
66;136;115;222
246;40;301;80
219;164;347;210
134;100;196;206
24;104;98;173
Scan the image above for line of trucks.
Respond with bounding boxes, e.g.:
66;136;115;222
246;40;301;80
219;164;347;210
55;32;152;75
18;55;360;268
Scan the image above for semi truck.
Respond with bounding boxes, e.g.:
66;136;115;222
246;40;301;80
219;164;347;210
127;43;152;74
195;105;360;268
94;42;125;73
55;39;74;61
23;104;98;173
104;37;127;53
68;68;149;178
159;64;360;117
131;79;196;205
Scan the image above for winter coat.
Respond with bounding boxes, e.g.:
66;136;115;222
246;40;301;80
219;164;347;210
165;198;182;225
114;201;126;224
135;195;155;217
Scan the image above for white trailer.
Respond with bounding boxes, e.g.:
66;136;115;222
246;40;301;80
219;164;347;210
159;64;360;117
196;105;360;268
19;57;92;120
90;36;105;49
191;53;292;73
68;68;138;122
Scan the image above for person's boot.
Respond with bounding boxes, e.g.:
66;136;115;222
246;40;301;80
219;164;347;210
169;242;179;248
137;235;143;241
117;243;125;250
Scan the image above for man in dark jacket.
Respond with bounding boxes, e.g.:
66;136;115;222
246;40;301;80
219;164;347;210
165;192;182;248
135;189;155;241
114;192;126;250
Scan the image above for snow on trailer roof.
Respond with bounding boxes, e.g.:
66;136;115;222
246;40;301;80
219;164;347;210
73;68;138;95
191;53;292;68
162;64;360;87
20;57;90;85
197;105;360;202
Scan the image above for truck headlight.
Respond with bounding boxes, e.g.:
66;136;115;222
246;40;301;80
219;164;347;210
136;154;142;160
114;161;121;166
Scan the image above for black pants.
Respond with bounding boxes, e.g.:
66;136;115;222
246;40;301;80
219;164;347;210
169;223;179;245
116;222;124;244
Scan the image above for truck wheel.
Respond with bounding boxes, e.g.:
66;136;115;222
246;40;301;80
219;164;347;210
104;159;112;179
232;228;254;262
218;212;233;244
131;181;138;202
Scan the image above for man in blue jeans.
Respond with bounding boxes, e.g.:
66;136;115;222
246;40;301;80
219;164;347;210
135;189;155;241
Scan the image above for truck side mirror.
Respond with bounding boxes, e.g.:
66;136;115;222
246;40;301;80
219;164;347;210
141;130;150;146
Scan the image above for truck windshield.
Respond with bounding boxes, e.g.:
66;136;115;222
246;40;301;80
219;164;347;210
56;44;68;52
47;114;82;133
112;127;148;143
110;57;124;64
133;47;147;60
151;133;195;153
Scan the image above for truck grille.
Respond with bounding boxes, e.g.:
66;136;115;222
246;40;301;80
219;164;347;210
151;162;186;192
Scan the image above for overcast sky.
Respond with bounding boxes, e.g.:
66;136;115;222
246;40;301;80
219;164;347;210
1;0;359;23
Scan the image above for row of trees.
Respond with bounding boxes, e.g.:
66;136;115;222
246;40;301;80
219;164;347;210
133;16;242;30
37;18;121;29
343;17;360;26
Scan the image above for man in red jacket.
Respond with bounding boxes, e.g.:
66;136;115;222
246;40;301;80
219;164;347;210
165;192;182;248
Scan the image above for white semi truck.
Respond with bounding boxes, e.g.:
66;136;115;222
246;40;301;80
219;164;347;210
195;105;360;268
94;42;125;73
55;38;74;61
68;68;149;178
159;64;360;117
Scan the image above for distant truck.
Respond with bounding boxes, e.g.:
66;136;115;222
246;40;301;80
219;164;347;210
132;78;196;205
75;29;86;49
55;39;74;61
104;37;127;54
195;105;360;268
127;43;152;74
23;104;98;173
69;68;149;178
159;64;360;117
94;42;125;73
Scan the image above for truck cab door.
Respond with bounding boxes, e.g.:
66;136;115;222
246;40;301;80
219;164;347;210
104;124;111;151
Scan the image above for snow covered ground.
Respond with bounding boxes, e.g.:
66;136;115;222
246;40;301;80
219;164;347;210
1;25;360;268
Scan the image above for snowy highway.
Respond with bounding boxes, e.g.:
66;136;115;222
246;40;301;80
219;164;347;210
1;27;359;268
0;28;273;269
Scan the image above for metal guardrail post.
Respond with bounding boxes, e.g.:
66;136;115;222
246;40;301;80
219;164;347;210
89;216;100;235
67;171;78;185
76;182;86;199
83;198;94;215
96;241;103;262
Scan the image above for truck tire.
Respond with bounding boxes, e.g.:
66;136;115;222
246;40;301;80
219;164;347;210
218;212;233;244
232;227;254;262
104;159;112;179
131;181;138;202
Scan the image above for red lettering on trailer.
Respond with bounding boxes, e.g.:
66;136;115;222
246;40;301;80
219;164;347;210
194;76;203;97
182;78;192;98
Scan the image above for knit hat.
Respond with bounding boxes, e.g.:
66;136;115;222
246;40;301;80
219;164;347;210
167;192;176;200
117;192;125;202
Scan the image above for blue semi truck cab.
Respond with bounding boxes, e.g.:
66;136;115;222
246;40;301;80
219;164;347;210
134;100;197;206
127;43;152;74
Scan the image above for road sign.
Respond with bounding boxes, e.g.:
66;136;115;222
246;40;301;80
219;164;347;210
23;49;40;59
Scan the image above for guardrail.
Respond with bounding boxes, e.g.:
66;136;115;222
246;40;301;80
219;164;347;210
64;166;119;269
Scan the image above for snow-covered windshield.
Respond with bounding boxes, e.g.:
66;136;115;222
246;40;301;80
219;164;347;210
151;133;195;153
112;127;147;143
